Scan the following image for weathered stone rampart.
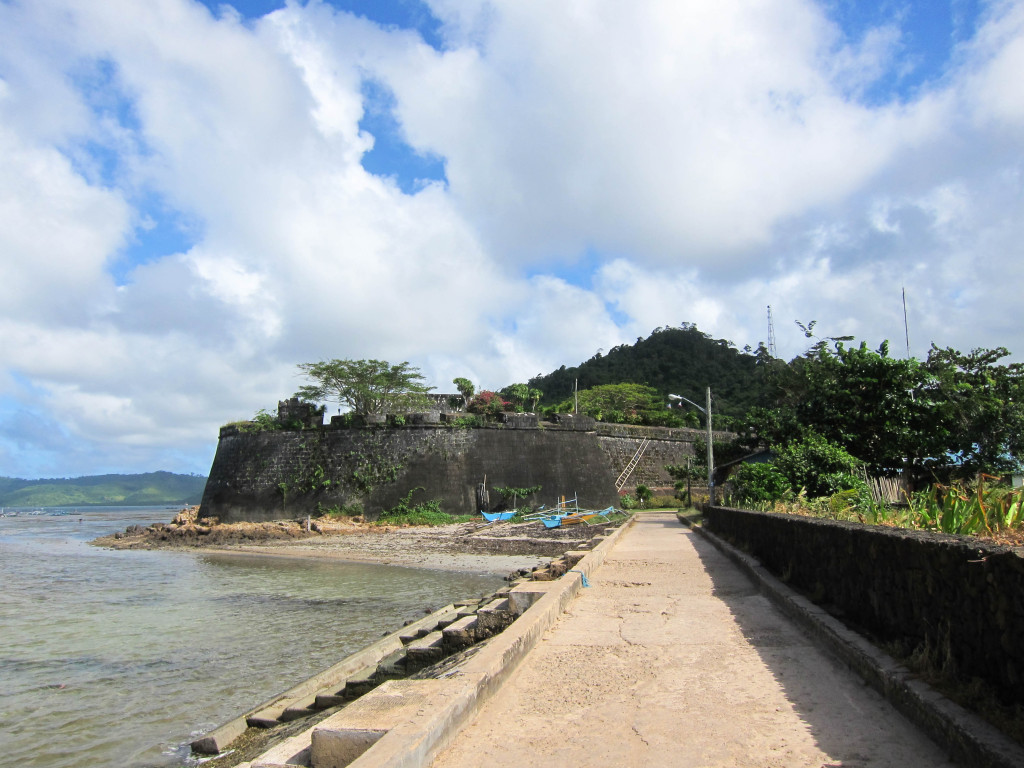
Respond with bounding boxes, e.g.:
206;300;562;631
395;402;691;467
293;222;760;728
200;419;703;523
703;505;1024;707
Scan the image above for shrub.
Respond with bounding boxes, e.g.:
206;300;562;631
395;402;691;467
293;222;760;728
467;390;512;415
649;494;678;508
376;487;471;526
319;502;363;518
635;484;653;508
773;433;865;498
730;462;791;504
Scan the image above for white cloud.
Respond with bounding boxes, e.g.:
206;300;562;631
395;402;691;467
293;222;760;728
0;122;128;321
1;0;1023;477
383;0;933;266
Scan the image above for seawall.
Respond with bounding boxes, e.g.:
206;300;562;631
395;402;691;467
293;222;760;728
702;504;1024;708
200;416;714;523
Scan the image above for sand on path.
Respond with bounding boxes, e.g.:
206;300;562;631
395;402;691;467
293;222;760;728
429;510;954;768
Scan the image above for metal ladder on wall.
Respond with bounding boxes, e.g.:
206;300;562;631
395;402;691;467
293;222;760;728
615;438;650;491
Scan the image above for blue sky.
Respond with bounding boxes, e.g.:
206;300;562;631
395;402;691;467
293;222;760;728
0;0;1022;478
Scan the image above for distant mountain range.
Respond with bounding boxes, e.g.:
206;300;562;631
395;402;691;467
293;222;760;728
0;471;207;508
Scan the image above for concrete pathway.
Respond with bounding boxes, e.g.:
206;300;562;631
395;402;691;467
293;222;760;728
430;511;954;768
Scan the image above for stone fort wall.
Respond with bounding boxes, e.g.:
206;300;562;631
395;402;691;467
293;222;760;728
199;413;715;523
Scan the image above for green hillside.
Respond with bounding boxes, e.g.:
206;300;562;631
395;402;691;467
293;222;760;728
0;472;207;507
528;324;769;421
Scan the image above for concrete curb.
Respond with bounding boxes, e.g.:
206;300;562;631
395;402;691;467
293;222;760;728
679;512;1024;768
247;515;636;768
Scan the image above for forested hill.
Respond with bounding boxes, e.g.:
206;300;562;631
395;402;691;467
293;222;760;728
528;325;768;419
0;471;207;507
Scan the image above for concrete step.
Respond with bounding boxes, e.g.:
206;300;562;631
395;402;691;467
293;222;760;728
247;704;288;729
279;695;318;722
343;665;380;698
434;608;463;630
475;597;514;637
313;692;347;710
373;648;408;680
398;626;433;645
442;614;479;651
404;630;445;672
399;607;460;644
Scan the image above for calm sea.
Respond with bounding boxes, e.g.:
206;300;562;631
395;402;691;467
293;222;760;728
0;507;505;768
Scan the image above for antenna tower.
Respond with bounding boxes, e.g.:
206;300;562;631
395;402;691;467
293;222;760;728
767;305;777;358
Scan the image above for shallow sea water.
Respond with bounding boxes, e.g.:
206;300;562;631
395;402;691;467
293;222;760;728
0;507;505;768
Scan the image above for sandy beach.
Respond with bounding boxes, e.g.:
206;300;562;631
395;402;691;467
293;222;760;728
190;527;554;574
92;509;613;575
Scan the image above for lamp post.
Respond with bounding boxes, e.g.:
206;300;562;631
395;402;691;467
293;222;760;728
668;387;715;505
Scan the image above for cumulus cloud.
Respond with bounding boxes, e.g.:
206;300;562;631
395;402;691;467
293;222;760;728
0;0;1022;477
386;0;931;265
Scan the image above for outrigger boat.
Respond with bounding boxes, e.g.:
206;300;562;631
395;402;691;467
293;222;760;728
480;510;516;523
533;495;620;528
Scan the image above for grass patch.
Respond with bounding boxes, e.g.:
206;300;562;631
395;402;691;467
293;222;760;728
375;487;472;527
733;477;1024;541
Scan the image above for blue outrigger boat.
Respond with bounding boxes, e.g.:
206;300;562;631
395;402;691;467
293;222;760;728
481;510;516;523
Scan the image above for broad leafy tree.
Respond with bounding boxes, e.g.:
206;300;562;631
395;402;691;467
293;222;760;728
560;383;664;421
921;345;1024;477
452;377;475;409
499;383;530;411
789;340;929;474
296;359;433;415
738;337;1024;483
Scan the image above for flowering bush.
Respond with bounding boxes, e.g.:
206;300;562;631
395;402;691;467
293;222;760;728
467;390;513;415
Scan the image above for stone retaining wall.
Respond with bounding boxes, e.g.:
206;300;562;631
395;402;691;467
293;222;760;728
201;422;703;523
703;505;1024;706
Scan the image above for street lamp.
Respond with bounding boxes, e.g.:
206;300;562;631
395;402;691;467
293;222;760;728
668;387;715;505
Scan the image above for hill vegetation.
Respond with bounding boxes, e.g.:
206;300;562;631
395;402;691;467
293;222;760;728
0;472;207;508
527;324;768;423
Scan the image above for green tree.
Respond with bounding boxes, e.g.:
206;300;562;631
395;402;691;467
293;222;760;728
499;383;531;412
921;345;1024;478
527;387;543;412
789;340;928;475
560;383;664;422
743;336;1024;482
453;377;475;409
296;359;433;415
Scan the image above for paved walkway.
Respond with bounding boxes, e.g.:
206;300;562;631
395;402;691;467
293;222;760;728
430;511;954;768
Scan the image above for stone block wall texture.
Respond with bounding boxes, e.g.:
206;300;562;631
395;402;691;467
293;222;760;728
703;505;1024;706
200;423;701;525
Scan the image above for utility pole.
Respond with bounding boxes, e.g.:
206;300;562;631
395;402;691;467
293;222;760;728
902;287;911;359
668;388;715;506
706;386;714;505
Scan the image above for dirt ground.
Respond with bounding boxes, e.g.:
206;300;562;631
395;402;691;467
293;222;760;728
430;511;955;768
